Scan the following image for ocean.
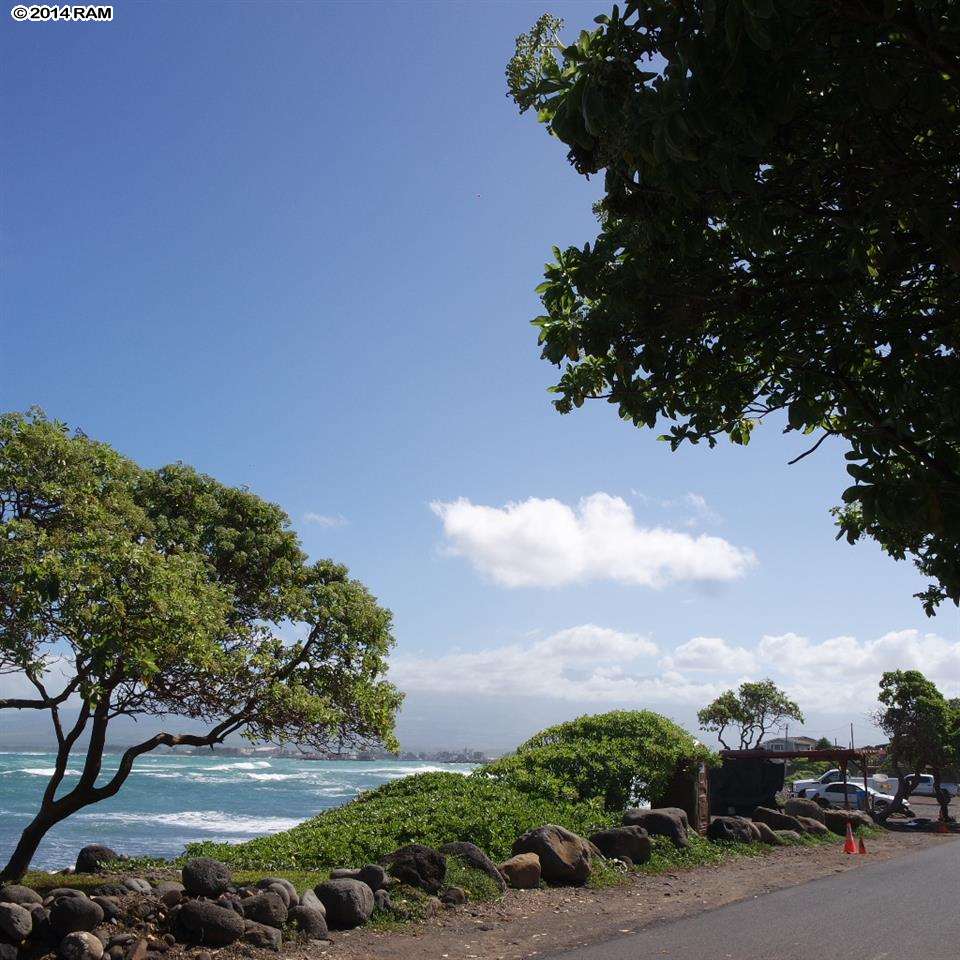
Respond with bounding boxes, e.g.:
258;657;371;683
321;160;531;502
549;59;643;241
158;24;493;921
0;751;475;871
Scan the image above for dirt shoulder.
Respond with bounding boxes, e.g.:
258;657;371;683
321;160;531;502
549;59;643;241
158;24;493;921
312;832;954;960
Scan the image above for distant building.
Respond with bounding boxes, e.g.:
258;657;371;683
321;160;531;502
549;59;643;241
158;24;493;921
762;735;818;752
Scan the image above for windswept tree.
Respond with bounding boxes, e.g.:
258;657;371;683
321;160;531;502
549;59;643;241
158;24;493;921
875;670;958;822
507;3;960;614
0;410;402;880
698;680;802;750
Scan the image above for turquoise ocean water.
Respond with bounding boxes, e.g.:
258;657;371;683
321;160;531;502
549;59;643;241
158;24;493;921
0;751;474;870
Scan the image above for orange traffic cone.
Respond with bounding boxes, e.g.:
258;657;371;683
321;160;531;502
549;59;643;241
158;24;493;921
843;822;857;854
858;836;867;854
936;819;949;834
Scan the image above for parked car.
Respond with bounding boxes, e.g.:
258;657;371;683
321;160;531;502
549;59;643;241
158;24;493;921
792;769;845;797
909;774;958;798
803;781;910;816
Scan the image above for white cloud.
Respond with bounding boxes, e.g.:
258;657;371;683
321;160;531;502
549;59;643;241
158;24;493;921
303;512;348;528
660;636;757;673
389;625;960;725
430;493;755;588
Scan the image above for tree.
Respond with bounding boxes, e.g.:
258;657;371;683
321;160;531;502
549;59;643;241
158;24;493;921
814;736;833;751
0;410;402;880
477;710;714;810
698;680;802;749
876;670;958;822
506;3;960;614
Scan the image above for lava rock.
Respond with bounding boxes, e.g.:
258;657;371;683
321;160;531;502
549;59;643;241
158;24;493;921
381;845;447;894
752;820;782;845
122;939;148;960
0;943;18;960
497;853;541;889
75;846;121;875
172;900;244;946
589;827;652;865
512;824;592;886
46;889;87;901
182;859;232;898
0;885;43;907
90;898;121;922
49;896;104;936
328;868;361;880
240;892;286;929
152;882;184;898
255;878;297;907
372;889;393;913
774;829;803;843
242;921;281;951
621;808;690;848
707;816;757;843
313;879;373;930
784;797;826;822
439;842;507;893
0;902;33;942
299;889;325;916
60;931;104;960
822;808;874;836
121;879;151;896
796;816;831;836
439;886;467;907
753;806;806;833
287;905;327;939
357;864;388;893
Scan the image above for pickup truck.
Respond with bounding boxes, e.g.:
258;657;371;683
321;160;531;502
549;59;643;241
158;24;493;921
794;769;956;802
801;780;906;815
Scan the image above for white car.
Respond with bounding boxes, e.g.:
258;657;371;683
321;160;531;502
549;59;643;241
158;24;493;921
909;774;958;797
803;781;907;815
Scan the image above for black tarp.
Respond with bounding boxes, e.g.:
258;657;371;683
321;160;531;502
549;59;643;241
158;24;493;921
709;758;785;816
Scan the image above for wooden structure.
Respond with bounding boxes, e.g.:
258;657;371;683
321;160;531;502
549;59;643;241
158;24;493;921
653;760;710;833
719;748;878;810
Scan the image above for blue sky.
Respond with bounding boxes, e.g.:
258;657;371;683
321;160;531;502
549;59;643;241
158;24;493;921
3;1;958;752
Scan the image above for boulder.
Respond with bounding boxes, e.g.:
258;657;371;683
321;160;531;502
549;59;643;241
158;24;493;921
439;842;507;893
357;864;388;893
120;879;150;896
589;827;652;865
0;885;43;907
242;920;281;951
707;816;757;843
511;825;592;886
0;942;18;960
313;879;373;930
822;808;873;836
440;886;468;907
287;905;328;939
256;877;298;907
0;902;33;943
372;890;392;913
46;889;87;901
172;900;244;946
752;821;782;845
752;806;806;833
774;830;803;843
121;940;147;960
381;844;446;894
240;891;287;929
497;853;540;889
784;798;826;823
75;846;121;875
622;808;689;848
182;858;232;898
796;816;831;836
90;898;121;921
60;931;104;960
152;881;184;898
49;897;104;936
89;885;127;899
299;889;325;916
328;868;361;881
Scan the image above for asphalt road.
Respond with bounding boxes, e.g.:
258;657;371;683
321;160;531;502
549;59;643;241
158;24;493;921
550;840;959;960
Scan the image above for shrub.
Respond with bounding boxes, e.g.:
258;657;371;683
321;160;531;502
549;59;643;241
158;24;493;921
476;710;715;810
188;771;615;870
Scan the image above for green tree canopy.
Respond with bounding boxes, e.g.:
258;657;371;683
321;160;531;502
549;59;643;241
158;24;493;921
507;2;960;613
697;679;803;749
477;709;714;810
876;669;958;819
0;410;402;879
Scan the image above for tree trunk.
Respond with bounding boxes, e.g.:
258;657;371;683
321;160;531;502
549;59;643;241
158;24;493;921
0;803;72;882
931;768;952;822
877;771;921;823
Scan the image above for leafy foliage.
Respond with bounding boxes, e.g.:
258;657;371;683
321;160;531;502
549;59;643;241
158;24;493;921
189;771;615;870
0;409;401;879
697;680;802;749
507;2;960;613
476;710;715;810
